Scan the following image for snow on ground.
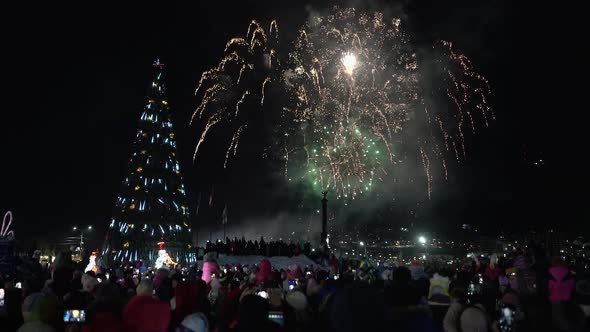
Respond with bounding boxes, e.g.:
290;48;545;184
199;255;325;270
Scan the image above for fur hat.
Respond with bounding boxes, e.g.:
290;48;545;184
180;312;208;332
32;250;42;259
202;261;219;284
22;293;57;323
81;274;99;293
286;291;308;311
459;306;489;332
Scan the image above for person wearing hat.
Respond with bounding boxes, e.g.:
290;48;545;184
202;259;219;284
171;280;208;330
428;273;451;304
233;294;281;332
548;257;575;304
17;293;58;332
208;277;222;306
216;279;242;331
551;288;589;332
256;259;273;285
81;282;125;332
409;261;428;281
176;312;208;332
574;279;590;329
81;273;99;294
63;272;97;311
123;278;171;332
218;270;228;283
286;290;312;332
443;287;467;332
485;254;502;281
458;305;493;332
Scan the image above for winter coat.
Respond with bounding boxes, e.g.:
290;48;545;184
16;321;55;332
202;261;219;284
175;312;208;332
485;266;502;281
81;312;123;332
123;294;171;332
171;281;207;329
256;259;272;284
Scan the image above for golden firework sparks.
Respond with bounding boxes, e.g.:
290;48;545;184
341;52;357;76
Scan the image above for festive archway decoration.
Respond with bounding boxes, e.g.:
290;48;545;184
1;211;14;237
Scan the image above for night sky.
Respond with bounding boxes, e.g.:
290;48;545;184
1;1;586;249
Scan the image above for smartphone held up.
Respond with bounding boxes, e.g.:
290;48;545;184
63;309;86;323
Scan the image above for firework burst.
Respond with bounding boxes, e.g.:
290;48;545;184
192;7;492;202
282;7;492;199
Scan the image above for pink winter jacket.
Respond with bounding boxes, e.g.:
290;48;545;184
202;261;219;284
256;259;272;284
548;265;575;304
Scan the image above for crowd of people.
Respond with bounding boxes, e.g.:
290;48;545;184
203;237;311;257
0;242;589;332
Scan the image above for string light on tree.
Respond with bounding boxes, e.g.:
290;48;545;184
101;59;194;266
84;252;98;273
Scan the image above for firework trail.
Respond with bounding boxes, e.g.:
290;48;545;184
191;20;281;169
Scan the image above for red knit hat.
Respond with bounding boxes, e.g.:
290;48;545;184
123;295;171;332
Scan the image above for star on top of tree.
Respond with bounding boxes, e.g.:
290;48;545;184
153;58;165;69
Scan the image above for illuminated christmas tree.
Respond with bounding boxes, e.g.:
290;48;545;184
101;60;194;266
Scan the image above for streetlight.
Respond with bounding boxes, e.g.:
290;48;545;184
418;236;427;257
72;225;93;258
359;241;367;257
418;236;426;245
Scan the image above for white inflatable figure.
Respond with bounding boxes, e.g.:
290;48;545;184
155;249;168;270
155;241;177;269
85;252;97;273
155;242;167;269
